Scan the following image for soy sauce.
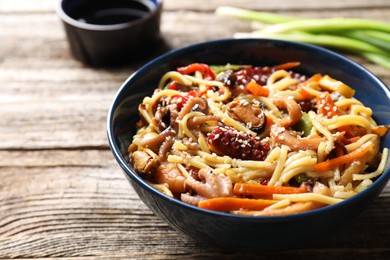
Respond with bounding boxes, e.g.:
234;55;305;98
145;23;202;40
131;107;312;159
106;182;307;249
70;0;155;25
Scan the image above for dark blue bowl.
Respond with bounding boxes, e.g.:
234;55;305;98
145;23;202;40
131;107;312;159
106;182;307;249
107;39;390;251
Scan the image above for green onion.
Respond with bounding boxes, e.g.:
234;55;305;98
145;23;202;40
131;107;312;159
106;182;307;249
215;6;296;24
215;6;390;70
236;31;388;56
262;18;390;34
292;112;313;137
362;53;390;70
210;64;251;75
344;30;390;53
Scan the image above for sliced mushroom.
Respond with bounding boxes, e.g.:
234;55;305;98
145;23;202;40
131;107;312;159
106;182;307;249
131;148;160;174
226;99;267;133
216;70;237;87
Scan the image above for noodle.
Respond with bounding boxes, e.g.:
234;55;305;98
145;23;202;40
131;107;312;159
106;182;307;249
273;193;343;205
128;62;389;216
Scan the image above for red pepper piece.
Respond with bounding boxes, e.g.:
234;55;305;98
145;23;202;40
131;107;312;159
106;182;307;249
177;63;215;80
171;91;198;110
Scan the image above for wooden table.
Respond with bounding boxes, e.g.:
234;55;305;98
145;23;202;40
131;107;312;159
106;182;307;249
1;0;389;259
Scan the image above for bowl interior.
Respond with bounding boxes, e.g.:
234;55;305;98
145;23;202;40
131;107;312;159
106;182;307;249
107;39;390;249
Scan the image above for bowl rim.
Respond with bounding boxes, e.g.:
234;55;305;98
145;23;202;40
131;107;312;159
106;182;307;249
56;0;163;31
107;38;390;221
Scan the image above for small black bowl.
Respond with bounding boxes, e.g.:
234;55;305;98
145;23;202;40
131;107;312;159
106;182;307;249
56;0;162;67
107;39;390;251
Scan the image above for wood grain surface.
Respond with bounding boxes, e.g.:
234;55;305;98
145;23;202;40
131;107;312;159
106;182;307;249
1;0;389;259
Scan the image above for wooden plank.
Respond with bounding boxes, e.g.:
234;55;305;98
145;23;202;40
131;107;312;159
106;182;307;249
2;9;390;40
0;101;109;149
163;0;390;11
0;150;113;167
1;0;389;13
1;233;389;259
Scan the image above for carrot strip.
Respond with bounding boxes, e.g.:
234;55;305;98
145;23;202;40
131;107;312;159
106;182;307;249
264;115;274;132
306;73;322;83
246;80;270;96
298;73;322;88
316;92;355;135
233;183;307;197
298;87;312;99
314;141;374;172
198;197;277;212
273;61;301;71
372;125;389;137
316;92;341;118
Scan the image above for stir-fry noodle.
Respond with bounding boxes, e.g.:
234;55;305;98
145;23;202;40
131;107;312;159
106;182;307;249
128;62;389;216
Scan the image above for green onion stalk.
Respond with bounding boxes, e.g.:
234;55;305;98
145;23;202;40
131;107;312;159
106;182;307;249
215;6;390;70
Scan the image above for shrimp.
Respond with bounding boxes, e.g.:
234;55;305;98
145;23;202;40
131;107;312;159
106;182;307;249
154;162;186;193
